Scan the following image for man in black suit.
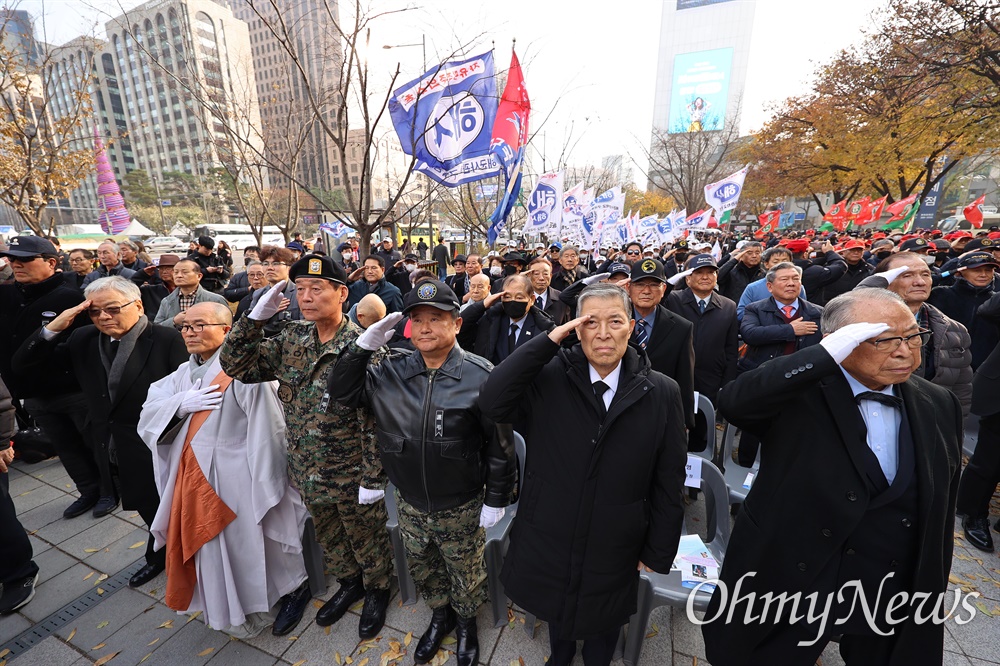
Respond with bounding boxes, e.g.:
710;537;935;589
526;256;569;325
627;258;696;429
661;239;691;280
665;254;738;449
458;274;555;364
704;288;963;666
14;276;188;589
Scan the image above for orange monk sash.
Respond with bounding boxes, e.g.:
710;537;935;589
164;371;238;612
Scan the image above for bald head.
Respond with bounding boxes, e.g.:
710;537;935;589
180;302;233;360
186;301;233;325
356;293;387;329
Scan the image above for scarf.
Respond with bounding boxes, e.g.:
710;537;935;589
99;314;149;402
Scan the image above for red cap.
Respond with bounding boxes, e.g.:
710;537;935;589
871;232;887;240
841;239;865;250
988;232;1000;240
786;239;811;253
954;231;974;239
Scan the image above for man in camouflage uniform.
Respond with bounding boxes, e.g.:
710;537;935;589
220;254;392;639
328;279;515;666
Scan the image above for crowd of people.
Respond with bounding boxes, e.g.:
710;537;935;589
0;221;998;665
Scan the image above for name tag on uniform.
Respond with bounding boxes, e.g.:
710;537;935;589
435;410;444;437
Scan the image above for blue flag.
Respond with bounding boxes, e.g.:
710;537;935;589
388;52;501;187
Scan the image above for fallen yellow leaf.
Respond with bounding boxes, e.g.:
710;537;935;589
441;636;457;645
92;643;106;650
95;573;109;585
324;625;331;635
83;572;96;581
358;659;369;666
96;621;109;629
158;620;174;629
346;657;353;665
67;628;77;641
147;638;159;646
84;548;99;553
288;635;298;641
186;611;202;623
291;661;307;666
403;632;412;647
335;652;342;665
197;648;214;656
313;600;324;609
128;541;146;549
0;649;9;658
97;588;105;595
94;652;121;666
139;654;152;663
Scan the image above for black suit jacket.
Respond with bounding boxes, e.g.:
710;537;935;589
13;322;188;513
634;305;696;428
972;290;1000;416
705;345;962;665
665;288;738;401
459;300;555;365
534;286;569;326
739;297;823;372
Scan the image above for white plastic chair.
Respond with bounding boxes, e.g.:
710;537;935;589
693;393;717;462
718;422;760;506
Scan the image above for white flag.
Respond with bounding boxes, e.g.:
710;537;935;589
526;171;564;235
704;165;750;214
711;241;723;263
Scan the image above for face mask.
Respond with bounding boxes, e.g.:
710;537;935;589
404;263;417;272
342;253;352;261
876;251;891;260
490;266;502;277
580;255;589;263
502;300;528;320
503;265;518;276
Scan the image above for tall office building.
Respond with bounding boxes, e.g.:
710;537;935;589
230;0;344;193
0;8;41;67
649;0;756;137
103;0;262;180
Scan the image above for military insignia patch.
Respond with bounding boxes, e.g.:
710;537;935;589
308;258;322;275
641;259;656;273
417;282;438;299
277;383;294;403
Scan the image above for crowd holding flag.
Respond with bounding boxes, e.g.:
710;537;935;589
757;210;780;235
525;171;563;235
965;193;987;228
487;50;531;245
882;193;920;231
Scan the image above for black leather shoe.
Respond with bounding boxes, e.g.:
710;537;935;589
454;615;479;666
414;604;456;664
315;576;365;627
63;495;98;519
92;496;119;518
358;587;390;638
128;561;165;588
271;581;312;636
963;516;995;552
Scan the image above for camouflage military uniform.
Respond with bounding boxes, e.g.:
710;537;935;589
220;315;392;590
394;489;487;618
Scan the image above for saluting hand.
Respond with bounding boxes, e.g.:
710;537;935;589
548;314;592;344
46;300;91;333
483;290;507;308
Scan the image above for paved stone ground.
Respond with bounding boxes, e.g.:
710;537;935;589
2;456;999;666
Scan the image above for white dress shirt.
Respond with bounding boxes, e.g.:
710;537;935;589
839;366;901;484
588;360;623;412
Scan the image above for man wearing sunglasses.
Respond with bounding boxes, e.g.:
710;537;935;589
14;276;188;589
704;289;962;666
0;236;106;519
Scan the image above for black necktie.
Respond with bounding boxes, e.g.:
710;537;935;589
508;322;518;353
856;391;903;410
593;380;610;419
537;294;545;310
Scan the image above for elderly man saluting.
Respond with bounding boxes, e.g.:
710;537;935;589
138;302;308;637
478;283;687;666
327;279;515;666
703;289;963;666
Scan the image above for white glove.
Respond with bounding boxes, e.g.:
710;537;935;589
479;505;505;529
176;379;223;417
880;265;909;285
248;280;287;321
667;268;695;286
819;322;891;363
358;486;385;504
356;312;404;351
583;272;610;286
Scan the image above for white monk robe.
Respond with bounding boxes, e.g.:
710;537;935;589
138;349;308;632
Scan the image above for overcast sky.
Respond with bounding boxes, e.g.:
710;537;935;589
15;0;882;180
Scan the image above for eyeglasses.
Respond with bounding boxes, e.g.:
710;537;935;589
866;329;932;352
180;323;229;333
88;300;137;317
261;261;286;267
626;250;642;256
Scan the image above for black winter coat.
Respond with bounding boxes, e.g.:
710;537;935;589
821;259;874;302
716;257;764;304
458;300;555;363
0;274;87;399
971;291;1000;417
665;288;738;401
739;297;824;372
794;251;848;305
478;335;687;639
13;322;188;513
633;305;696;429
928;279;998;370
328;343;516;513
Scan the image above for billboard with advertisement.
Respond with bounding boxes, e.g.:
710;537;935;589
677;0;737;8
667;47;734;133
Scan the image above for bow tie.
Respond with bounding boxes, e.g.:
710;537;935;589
855;391;903;410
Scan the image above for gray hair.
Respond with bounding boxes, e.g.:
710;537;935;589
245;260;263;268
821;289;909;334
119;239;139;252
84;276;141;302
559;245;579;257
578;283;632;318
502;273;533;294
762;246;792;264
765;261;802;284
97;240;121;255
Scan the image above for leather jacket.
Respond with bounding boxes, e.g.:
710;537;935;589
329;342;516;513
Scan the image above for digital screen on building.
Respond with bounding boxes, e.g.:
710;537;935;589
677;0;737;9
667;47;734;133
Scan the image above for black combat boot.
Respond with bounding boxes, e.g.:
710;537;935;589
454;614;479;666
271;581;311;636
315;575;365;627
358;587;391;638
414;604;457;664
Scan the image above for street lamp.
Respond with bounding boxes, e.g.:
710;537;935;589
382;34;426;71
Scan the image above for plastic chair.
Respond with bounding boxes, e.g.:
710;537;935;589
718;422;760;507
302;516;327;596
963;412;979;457
693;393;717;461
622;456;730;666
485;431;527;627
383;483;418;606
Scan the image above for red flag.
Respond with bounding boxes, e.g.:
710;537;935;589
855;195;889;225
490;50;531;176
757;210;780;234
885;193;919;221
964;194;987;228
823;199;849;223
845;196;871;222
